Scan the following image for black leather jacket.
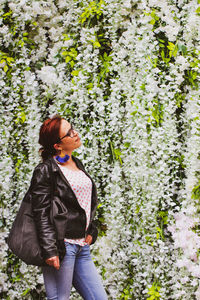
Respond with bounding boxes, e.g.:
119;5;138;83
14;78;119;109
30;155;98;262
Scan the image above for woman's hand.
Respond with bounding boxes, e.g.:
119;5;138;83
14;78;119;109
85;234;92;245
45;256;60;270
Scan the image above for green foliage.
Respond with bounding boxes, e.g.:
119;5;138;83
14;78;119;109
174;93;185;108
16;32;36;50
98;52;112;82
58;34;85;80
192;181;200;200
178;44;187;56
196;6;200;15
147;282;161;300
156;211;168;240
101;266;106;280
149;10;160;25
14;111;26;125
6;252;22;284
21;288;31;297
144;10;160;28
96;203;107;237
110;141;123;165
158;211;168;225
185;69;198;89
147;98;163;127
167;42;178;58
2;9;13;23
79;0;105;26
0;51;15;74
1;9;37;64
159;40;178;64
114;148;122;165
156;226;163;240
62;47;78;67
120;279;133;300
89;34;101;48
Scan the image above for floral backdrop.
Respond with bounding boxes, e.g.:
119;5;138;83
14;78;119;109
0;0;200;299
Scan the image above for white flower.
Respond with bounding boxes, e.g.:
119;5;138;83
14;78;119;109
175;56;190;72
37;66;58;86
32;2;42;14
181;277;189;284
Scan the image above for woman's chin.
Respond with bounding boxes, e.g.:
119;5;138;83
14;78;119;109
75;140;82;148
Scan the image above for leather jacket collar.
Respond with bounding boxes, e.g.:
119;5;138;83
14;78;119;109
49;155;95;191
50;155;85;173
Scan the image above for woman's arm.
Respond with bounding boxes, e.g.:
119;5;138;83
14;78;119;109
86;221;98;244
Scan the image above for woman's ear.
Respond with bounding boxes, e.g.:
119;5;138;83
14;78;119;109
53;143;61;151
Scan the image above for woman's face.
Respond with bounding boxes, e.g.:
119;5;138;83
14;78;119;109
55;119;81;153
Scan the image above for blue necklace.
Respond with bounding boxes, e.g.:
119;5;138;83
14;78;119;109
55;154;70;163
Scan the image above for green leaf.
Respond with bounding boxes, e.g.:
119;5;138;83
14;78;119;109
124;142;130;148
196;6;200;15
70;60;75;68
161;50;165;61
62;51;68;56
63;34;70;41
87;82;93;90
21;288;31;296
114;148;122;157
6;57;14;63
167;42;175;51
150;19;155;25
140;83;146;90
71;69;80;76
192;182;200;199
3;65;8;72
65;56;71;63
20;112;26;123
94;41;101;48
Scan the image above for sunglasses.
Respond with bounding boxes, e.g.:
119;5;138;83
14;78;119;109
56;124;76;143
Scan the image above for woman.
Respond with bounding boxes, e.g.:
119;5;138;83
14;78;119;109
31;114;107;300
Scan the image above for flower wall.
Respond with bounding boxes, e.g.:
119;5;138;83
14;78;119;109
0;0;200;299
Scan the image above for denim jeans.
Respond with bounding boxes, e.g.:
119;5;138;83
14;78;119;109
42;242;107;300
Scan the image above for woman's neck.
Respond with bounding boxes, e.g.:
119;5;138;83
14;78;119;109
54;152;74;166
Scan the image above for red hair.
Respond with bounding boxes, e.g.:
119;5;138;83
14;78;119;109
38;114;63;161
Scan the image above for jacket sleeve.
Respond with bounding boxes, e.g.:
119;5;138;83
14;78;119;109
86;220;98;244
30;163;58;260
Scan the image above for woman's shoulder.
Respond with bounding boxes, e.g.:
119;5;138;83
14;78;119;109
30;158;54;186
33;155;85;173
33;158;52;173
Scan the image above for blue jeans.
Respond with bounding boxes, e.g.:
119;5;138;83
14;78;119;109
42;242;107;300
